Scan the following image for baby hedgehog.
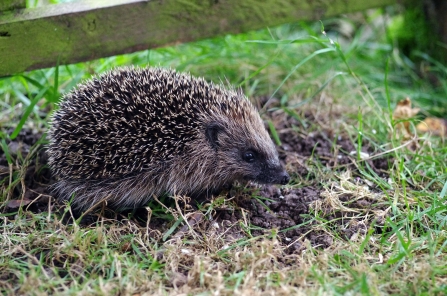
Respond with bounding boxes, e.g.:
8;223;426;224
47;67;289;211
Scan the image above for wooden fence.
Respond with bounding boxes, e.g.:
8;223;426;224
0;0;407;77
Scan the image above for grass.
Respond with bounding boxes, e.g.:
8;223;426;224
1;6;447;296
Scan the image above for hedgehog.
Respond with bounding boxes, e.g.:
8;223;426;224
47;67;290;212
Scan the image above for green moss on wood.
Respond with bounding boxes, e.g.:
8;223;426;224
0;0;25;12
0;0;404;77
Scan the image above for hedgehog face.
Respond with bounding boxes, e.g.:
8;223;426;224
239;148;290;185
205;120;290;186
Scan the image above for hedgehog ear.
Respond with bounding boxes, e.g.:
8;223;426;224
205;122;223;150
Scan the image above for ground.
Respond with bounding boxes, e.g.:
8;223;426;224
1;102;397;295
1;105;390;251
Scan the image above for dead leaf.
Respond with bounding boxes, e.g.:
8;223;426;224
6;199;32;209
393;97;420;119
121;242;132;252
393;97;420;137
416;117;447;137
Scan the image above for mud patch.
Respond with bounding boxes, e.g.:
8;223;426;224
214;185;329;253
272;111;391;178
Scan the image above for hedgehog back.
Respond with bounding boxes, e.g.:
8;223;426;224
48;67;240;180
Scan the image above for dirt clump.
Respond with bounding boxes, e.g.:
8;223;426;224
214;185;327;253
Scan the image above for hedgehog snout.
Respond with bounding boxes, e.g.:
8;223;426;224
279;171;290;185
247;162;290;185
269;166;290;185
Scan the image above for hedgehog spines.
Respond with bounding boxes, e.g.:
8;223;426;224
48;67;289;211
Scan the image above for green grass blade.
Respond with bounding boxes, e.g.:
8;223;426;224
10;86;49;140
268;47;335;101
267;120;282;146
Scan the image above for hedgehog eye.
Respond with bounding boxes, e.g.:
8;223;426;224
242;151;256;163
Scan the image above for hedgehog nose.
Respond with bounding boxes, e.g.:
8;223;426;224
280;172;290;185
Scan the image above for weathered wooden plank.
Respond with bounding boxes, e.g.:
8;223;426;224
0;0;26;12
0;0;405;77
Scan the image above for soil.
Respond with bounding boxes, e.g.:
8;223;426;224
0;111;391;253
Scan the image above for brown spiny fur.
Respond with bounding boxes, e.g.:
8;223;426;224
47;67;289;211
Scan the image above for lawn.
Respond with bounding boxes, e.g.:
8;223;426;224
1;6;447;296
